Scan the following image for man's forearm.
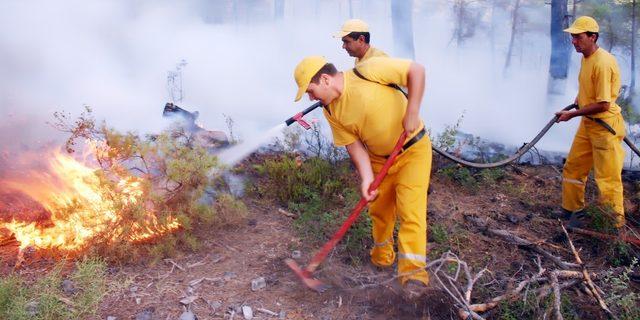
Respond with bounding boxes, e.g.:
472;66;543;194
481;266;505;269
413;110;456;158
346;140;374;182
406;62;425;115
570;101;610;117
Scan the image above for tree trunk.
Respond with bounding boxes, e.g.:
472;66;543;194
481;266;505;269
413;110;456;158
274;0;284;20
548;0;571;94
504;0;521;73
349;0;354;18
631;0;637;97
490;0;497;66
391;0;415;59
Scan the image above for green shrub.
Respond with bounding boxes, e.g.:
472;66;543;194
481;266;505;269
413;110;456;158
584;205;617;234
478;168;506;184
255;154;352;205
430;223;448;244
439;165;478;189
603;258;640;319
213;193;248;227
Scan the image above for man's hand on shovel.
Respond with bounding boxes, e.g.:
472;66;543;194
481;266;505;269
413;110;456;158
360;176;379;202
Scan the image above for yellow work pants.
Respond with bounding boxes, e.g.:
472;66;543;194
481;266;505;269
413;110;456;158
562;114;626;227
369;135;432;285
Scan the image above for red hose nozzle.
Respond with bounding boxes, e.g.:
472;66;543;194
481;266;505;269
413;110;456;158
292;113;311;130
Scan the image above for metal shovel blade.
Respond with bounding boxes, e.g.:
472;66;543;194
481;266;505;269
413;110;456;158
284;258;329;293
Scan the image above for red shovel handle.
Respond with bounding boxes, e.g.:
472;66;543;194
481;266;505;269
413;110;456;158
305;132;408;273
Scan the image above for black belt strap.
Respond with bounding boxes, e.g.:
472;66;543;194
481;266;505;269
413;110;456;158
384;128;426;158
585;116;617;135
352;68;408;98
402;128;426;151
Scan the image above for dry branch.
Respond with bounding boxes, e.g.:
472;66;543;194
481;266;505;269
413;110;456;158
465;216;578;269
164;259;185;271
550;271;563;320
568;226;640;246
256;308;278;316
560;222;617;319
277;208;297;218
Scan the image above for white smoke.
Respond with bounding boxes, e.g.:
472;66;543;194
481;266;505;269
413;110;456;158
1;0;631;156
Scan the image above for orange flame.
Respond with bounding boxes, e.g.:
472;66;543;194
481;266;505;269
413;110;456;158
1;149;180;250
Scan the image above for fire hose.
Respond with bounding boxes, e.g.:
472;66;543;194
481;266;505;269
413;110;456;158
285;102;640;168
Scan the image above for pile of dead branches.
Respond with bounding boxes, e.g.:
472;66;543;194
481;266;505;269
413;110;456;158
428;216;638;320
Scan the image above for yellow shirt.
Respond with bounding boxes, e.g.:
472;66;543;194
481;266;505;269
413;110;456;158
323;57;424;157
355;46;388;66
577;47;621;118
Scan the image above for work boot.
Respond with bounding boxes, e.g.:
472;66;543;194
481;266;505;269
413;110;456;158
402;279;428;301
366;260;394;274
567;210;586;229
554;208;573;220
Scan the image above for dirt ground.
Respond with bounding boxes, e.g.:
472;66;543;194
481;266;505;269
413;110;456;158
2;155;639;319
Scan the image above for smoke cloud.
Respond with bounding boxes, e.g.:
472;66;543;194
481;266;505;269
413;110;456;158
1;0;632;156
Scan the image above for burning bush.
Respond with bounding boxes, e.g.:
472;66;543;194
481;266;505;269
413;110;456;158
1;107;241;261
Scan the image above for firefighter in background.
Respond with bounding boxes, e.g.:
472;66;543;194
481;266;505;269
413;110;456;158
334;19;388;66
555;16;626;230
293;55;431;299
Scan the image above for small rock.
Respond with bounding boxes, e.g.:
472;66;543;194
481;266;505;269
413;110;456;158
26;301;38;317
179;310;197;320
242;306;253;320
135;307;154;320
135;297;141;305
279;310;286;320
251;277;266;291
291;251;301;259
180;296;198;305
209;300;222;310
210;254;224;264
129;286;139;293
62;279;77;295
107;317;117;320
506;213;520;224
223;272;237;280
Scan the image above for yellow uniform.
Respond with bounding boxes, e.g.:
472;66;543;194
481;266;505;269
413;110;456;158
323;57;431;285
355;46;388;66
562;48;626;227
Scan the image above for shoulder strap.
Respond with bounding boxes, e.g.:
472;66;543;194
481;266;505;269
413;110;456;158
352;68;408;98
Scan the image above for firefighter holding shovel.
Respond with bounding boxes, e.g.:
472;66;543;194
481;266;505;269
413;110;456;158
293;55;431;299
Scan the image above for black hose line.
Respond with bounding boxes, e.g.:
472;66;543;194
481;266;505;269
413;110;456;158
435;103;640;168
285;102;640;169
432;104;577;168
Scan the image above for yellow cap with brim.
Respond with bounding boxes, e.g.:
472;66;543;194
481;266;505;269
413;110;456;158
564;16;599;34
333;19;369;38
294;56;327;102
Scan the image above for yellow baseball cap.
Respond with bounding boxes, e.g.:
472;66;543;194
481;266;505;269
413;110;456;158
564;16;599;34
293;56;327;102
333;19;369;38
